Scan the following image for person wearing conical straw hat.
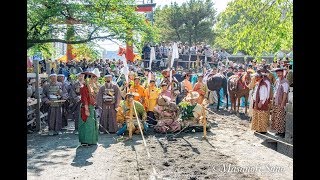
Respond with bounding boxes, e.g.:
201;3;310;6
116;92;147;138
250;68;272;134
78;71;99;146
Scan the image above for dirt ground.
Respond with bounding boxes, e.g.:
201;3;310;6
27;109;293;180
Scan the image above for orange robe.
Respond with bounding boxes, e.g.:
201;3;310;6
182;79;193;92
193;82;207;104
144;86;160;111
128;85;145;104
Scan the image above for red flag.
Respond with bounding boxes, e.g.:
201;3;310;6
118;46;126;56
125;44;135;62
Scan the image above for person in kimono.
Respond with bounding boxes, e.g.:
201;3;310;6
78;71;99;146
96;74;121;134
42;73;68;135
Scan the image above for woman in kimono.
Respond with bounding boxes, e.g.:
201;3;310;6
78;71;99;146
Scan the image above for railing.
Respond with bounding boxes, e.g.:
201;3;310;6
143;54;276;69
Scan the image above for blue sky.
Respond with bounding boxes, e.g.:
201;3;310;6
154;0;232;13
98;0;232;51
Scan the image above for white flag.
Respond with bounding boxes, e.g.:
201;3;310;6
170;43;179;68
169;42;179;84
149;47;156;70
120;55;129;83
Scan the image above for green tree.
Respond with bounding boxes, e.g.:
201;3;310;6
27;0;155;49
154;0;216;45
27;43;56;59
72;43;101;61
214;0;293;56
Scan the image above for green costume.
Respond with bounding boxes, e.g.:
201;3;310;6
78;105;98;145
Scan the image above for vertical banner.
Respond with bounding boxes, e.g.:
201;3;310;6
149;47;155;70
118;46;129;83
148;47;156;84
169;42;179;85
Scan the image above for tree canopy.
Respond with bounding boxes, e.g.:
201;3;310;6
154;0;216;45
214;0;293;56
27;0;156;49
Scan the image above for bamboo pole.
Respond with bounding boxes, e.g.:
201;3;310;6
128;102;133;139
202;105;207;139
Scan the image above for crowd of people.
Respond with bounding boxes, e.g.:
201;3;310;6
27;45;293;145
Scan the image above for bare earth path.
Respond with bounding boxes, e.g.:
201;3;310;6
27;110;293;180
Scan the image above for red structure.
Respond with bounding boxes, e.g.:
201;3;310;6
64;3;156;62
125;3;156;62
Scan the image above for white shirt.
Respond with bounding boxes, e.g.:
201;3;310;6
273;79;289;100
252;79;270;104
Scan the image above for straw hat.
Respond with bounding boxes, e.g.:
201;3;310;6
126;92;139;97
92;68;101;78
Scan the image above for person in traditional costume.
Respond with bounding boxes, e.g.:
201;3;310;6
128;77;145;105
68;73;85;134
96;74;121;134
247;74;257;118
160;69;180;99
251;70;271;134
159;83;172;99
178;91;209;132
206;67;219;106
78;71;99;146
284;63;293;87
270;67;289;137
193;74;208;104
153;95;181;133
119;71;134;100
89;68;101;95
116;92;148;138
181;72;193;92
144;79;160;125
57;74;70;127
177;72;193;104
42;74;68;135
260;65;276;111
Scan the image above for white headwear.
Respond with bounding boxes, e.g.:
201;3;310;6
91;68;101;78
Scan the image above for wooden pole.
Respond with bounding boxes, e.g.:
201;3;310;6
128;102;133;139
33;60;41;132
202;101;207;139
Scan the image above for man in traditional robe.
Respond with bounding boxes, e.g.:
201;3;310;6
68;73;85;134
42;74;68;135
128;77;145;105
116;92;147;139
96;74;121;134
57;74;70;127
251;70;271;134
144;80;160;125
271;67;289;137
193;74;208;104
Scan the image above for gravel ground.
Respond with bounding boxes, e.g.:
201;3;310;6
27;109;293;180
